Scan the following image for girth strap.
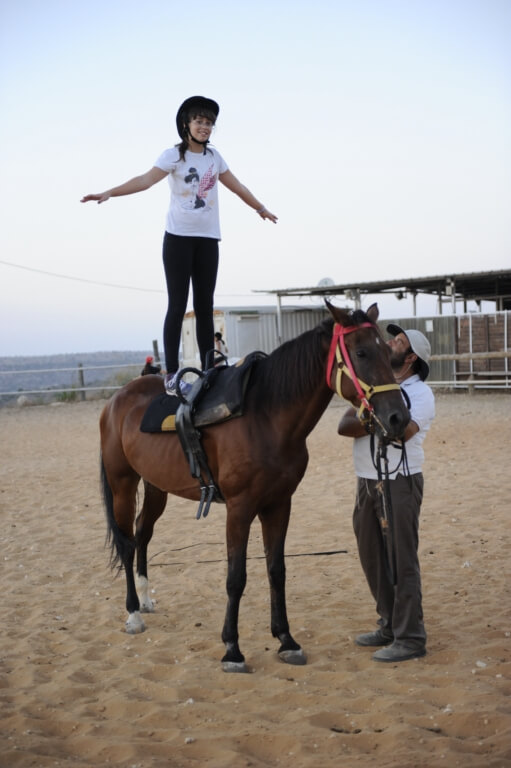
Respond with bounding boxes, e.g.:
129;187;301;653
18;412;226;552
175;387;224;519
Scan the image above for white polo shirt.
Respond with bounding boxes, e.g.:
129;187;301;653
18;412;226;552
353;374;435;479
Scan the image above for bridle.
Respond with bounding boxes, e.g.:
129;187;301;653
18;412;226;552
326;321;402;434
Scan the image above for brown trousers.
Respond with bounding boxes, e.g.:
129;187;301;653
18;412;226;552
353;473;426;649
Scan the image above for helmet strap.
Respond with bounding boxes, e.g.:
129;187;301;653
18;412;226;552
185;125;209;153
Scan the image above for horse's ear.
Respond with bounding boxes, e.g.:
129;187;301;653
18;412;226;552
325;298;351;327
366;303;379;324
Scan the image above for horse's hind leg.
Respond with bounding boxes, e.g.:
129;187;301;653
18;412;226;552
100;456;146;634
259;502;307;666
135;481;167;613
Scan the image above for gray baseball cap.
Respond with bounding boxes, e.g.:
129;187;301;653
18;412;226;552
386;324;431;381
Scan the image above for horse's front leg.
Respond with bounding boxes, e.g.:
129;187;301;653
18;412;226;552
221;508;252;673
135;481;167;613
259;502;307;666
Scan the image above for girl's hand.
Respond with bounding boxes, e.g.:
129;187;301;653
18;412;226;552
80;192;111;204
257;207;278;223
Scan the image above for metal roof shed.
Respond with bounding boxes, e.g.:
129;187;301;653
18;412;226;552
256;269;511;319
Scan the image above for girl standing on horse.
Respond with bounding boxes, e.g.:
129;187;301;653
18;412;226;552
81;95;277;395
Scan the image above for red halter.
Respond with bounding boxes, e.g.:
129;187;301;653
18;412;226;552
326;322;401;420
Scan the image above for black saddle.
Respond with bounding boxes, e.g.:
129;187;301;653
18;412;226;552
140;351;265;433
140;351;266;519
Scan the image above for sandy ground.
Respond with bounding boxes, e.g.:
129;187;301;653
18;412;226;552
1;391;510;768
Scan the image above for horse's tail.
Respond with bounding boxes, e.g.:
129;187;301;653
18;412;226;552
100;452;135;572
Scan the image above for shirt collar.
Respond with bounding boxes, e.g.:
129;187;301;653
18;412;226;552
401;373;421;387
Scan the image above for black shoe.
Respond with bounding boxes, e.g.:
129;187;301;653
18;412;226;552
355;630;393;647
373;641;426;663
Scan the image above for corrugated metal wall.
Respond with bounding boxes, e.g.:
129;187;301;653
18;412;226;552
281;308;330;342
182;308;510;388
182;307;329;364
224;308;330;358
225;310;277;357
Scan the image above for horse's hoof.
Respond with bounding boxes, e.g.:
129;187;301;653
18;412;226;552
279;648;307;666
222;660;250;673
136;577;155;613
125;611;146;634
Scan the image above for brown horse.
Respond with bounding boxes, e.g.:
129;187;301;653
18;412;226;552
99;302;409;672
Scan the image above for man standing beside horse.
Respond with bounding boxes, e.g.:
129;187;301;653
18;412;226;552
338;324;435;662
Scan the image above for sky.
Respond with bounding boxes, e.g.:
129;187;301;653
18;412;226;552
0;0;510;356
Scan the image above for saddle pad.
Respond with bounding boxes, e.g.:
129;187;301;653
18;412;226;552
140;392;180;432
140;352;264;433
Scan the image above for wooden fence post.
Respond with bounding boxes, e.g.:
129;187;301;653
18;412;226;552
77;364;85;401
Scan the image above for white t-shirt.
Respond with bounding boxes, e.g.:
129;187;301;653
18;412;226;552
154;146;229;239
352;374;435;479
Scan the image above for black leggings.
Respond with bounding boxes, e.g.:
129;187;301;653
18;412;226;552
162;232;219;373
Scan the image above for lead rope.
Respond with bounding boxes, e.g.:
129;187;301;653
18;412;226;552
374;438;397;586
370;435;410;587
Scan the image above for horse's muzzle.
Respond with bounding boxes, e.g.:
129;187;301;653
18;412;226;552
372;398;410;441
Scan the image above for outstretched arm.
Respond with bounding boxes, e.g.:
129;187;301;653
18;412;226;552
219;170;278;222
81;166;168;204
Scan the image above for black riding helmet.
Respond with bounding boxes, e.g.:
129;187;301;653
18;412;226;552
176;96;220;142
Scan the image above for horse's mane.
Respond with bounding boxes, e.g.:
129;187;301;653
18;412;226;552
247;308;375;412
248;317;333;411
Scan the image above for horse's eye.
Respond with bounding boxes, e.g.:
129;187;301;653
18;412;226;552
356;348;367;358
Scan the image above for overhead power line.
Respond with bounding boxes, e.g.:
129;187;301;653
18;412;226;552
0;258;262;301
0;258;164;293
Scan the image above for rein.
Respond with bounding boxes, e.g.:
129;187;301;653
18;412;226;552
371;435;410;586
374;438;397;585
326;322;401;434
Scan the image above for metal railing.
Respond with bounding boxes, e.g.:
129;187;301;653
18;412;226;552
2;350;510;400
0;362;150;398
428;350;511;391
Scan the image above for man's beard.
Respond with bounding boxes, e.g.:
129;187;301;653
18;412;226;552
390;350;408;371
